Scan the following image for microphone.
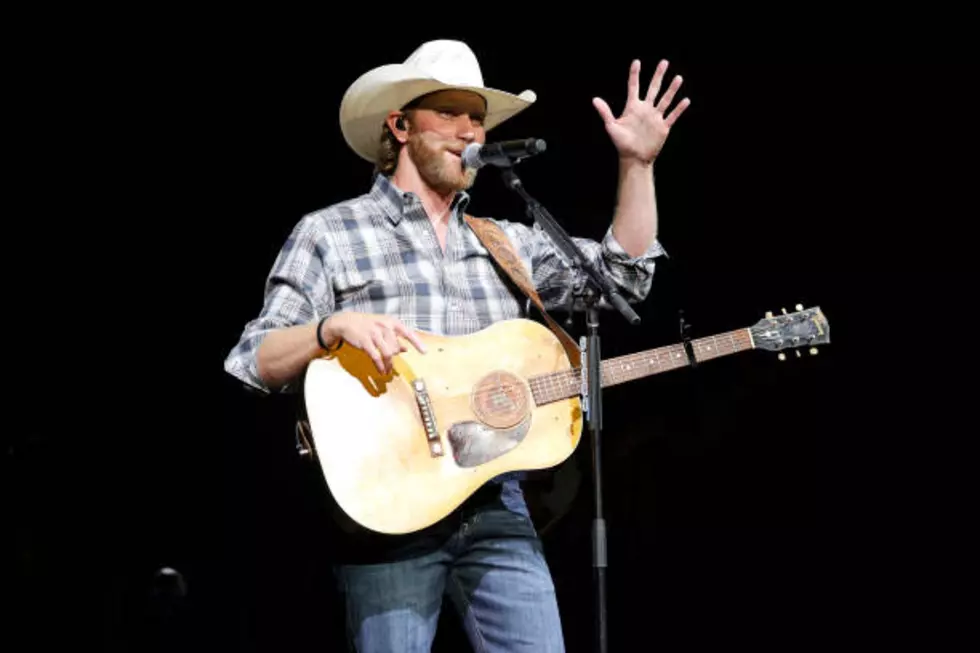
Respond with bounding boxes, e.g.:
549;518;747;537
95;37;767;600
462;138;547;170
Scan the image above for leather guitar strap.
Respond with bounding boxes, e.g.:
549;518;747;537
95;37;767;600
463;214;581;363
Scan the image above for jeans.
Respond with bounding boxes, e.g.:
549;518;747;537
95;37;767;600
333;502;565;652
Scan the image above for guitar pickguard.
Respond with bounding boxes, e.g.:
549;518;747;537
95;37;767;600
447;414;531;468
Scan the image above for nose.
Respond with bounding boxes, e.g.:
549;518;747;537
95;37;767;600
453;115;478;142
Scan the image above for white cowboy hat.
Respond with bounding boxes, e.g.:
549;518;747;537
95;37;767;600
339;39;537;163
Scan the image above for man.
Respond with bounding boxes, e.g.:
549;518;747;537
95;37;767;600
224;39;689;652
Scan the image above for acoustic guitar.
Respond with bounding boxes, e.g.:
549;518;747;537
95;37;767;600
302;305;830;534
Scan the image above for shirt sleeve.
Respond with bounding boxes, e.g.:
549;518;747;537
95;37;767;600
503;220;667;313
223;214;335;395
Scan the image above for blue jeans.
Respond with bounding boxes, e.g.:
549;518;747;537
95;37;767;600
333;504;565;652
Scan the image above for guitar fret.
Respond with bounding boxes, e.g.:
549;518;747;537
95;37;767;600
530;329;755;405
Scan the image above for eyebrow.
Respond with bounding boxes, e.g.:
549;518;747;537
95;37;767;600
432;105;486;119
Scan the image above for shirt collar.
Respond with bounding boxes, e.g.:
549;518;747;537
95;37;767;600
370;173;471;226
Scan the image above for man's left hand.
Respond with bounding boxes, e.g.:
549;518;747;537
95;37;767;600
593;59;690;165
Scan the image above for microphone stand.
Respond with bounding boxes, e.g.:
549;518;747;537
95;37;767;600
496;162;640;653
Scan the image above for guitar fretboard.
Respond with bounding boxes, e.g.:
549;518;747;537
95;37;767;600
528;329;753;405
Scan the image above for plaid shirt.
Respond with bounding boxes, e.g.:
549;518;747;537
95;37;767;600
225;173;666;394
224;172;666;516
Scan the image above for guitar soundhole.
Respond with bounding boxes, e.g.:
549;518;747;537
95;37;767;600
471;371;530;429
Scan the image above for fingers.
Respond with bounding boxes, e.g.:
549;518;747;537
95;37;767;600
664;97;692;128
335;313;428;375
656;74;683;113
640;59;690;125
627;59;641;100
370;329;399;375
392;321;428;354
362;332;388;375
592;97;614;125
644;59;668;103
369;318;428;375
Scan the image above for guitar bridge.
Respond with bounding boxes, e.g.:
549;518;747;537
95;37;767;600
412;379;444;457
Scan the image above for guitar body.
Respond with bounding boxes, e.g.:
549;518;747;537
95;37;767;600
303;318;583;535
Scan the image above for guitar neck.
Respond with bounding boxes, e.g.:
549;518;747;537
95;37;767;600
529;328;754;405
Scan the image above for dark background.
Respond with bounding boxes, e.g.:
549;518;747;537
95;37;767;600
10;20;927;652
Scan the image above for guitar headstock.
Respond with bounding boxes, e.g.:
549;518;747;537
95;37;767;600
750;305;830;359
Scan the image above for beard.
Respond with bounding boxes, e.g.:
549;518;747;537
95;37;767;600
406;131;478;194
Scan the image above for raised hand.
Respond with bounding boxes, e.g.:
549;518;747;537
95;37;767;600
592;59;691;164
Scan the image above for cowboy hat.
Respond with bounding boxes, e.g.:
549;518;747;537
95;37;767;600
339;39;537;163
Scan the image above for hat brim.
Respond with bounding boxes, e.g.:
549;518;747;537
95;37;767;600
340;63;536;163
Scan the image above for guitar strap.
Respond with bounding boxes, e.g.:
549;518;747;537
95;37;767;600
463;213;581;363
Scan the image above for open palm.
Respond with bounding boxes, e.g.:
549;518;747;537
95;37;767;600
593;59;690;164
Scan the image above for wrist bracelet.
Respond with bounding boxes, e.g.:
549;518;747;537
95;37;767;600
316;316;341;351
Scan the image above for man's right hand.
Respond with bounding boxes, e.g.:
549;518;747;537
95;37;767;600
320;312;427;375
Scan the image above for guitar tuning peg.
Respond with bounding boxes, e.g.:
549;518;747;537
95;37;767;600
778;353;786;361
809;347;818;355
765;311;773;318
796;350;801;358
781;307;788;315
795;303;804;311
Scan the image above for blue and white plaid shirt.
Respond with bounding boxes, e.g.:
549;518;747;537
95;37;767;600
224;173;666;513
226;172;666;392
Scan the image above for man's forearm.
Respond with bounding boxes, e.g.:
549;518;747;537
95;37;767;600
256;321;334;389
611;157;658;258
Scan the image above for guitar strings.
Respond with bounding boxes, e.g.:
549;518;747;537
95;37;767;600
412;327;801;403
525;333;757;401
418;330;760;404
464;343;735;402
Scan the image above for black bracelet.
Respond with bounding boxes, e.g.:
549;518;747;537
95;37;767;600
316;316;334;351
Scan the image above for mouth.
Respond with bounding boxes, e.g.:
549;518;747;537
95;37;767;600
445;150;463;169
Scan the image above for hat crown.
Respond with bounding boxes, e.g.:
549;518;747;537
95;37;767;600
403;40;484;87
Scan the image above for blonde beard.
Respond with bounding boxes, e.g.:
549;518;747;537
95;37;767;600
406;132;478;195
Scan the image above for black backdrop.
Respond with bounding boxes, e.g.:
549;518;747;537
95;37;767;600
12;22;906;652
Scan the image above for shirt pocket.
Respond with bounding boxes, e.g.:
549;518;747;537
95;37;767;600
332;268;374;307
333;268;419;315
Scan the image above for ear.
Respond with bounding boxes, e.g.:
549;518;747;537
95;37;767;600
386;112;408;143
